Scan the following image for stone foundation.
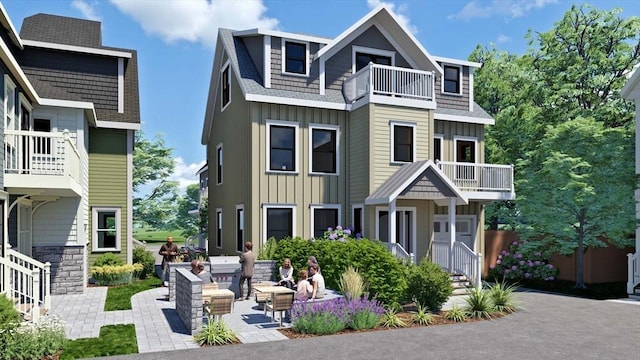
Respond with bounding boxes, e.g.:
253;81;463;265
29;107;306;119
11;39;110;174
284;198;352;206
32;245;85;295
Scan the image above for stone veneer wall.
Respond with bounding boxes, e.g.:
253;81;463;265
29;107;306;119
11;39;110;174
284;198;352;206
175;268;203;335
32;245;85;295
253;260;276;282
168;262;211;302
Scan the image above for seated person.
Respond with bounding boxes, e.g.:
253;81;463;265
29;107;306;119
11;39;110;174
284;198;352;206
277;258;295;289
309;264;325;299
295;269;312;301
192;260;213;284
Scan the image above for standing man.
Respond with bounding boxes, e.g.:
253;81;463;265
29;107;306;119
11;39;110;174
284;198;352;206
159;236;178;286
238;241;256;300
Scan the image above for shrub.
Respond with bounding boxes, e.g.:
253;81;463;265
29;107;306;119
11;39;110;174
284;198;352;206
405;259;453;312
338;267;364;301
488;281;519;314
93;253;125;267
443;304;467;322
273;237;407;305
132;247;155;279
257;237;277;260
322;225;356;241
488;241;558;282
346;296;384;330
412;304;434;326
91;264;143;286
0;315;67;360
0;295;21;329
380;307;407;328
291;299;349;335
194;319;238;346
464;287;494;319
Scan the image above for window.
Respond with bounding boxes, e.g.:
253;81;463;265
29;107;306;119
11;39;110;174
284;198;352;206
264;206;294;242
267;121;298;172
455;137;477;180
216;143;223;185
310;124;338;174
433;135;443;162
283;40;308;75
236;205;244;252
352;46;395;72
352;205;363;238
221;62;230;109
390;121;415;163
92;207;120;251
311;205;340;239
4;75;16;130
443;65;461;94
215;209;222;248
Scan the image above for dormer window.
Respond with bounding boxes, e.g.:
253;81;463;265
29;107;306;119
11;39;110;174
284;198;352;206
443;64;462;94
283;40;308;76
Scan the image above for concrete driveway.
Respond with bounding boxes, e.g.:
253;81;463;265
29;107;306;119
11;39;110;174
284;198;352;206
99;290;639;360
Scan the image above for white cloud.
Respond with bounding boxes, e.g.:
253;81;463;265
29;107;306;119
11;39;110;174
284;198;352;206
496;33;511;43
367;0;418;34
448;0;558;21
71;0;101;21
170;157;206;192
109;0;278;47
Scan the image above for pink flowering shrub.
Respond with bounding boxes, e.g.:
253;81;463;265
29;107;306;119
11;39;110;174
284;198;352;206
322;226;358;241
488;241;558;282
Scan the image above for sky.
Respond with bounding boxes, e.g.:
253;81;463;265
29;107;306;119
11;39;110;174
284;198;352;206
3;0;638;195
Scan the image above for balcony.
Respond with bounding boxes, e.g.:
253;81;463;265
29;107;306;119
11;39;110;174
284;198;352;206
343;63;436;110
4;130;82;197
436;161;515;201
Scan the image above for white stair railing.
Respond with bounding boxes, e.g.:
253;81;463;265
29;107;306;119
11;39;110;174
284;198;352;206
432;240;450;270
627;252;640;294
386;242;415;264
452;241;482;288
4;245;51;320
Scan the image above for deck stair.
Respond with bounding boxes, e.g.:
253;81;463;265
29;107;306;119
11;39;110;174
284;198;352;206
450;274;474;296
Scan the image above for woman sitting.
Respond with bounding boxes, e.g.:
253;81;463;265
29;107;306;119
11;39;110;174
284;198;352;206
277;258;295;289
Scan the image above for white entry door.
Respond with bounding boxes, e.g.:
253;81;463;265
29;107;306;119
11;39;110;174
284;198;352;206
433;215;475;250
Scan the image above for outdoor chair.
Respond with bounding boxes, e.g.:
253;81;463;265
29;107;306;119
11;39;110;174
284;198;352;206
265;292;295;327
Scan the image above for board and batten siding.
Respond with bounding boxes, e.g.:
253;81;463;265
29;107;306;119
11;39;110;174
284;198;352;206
251;103;348;242
88;128;128;264
369;104;431;192
434;120;485;163
208;60;252;255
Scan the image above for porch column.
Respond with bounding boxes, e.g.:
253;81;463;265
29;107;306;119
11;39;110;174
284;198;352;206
448;197;456;273
389;200;397;245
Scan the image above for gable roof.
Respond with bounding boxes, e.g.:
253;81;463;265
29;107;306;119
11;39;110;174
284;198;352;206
315;4;442;75
365;160;468;206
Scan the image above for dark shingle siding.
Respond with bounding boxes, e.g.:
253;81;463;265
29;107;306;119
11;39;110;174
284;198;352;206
20;14;101;48
434;65;470;111
269;37;320;93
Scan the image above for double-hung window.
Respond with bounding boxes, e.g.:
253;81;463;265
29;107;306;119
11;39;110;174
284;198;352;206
221;62;230;110
311;205;340;239
236;205;244;252
216;143;223;185
92;207;120;251
443;65;461;94
264;205;295;242
283;40;308;76
216;209;222;248
390;121;416;163
267;120;298;173
310;124;338;174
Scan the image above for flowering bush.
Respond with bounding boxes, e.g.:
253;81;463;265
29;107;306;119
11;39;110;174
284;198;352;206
488;241;558;282
91;264;143;286
291;296;384;334
0;315;67;360
322;226;358;241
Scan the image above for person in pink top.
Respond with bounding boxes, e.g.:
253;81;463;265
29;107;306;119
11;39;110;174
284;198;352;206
295;269;313;301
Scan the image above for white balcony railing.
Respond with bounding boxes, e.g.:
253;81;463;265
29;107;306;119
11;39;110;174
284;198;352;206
437;161;514;193
4;129;81;182
343;63;435;103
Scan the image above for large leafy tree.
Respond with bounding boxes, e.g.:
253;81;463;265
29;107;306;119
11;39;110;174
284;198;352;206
173;183;200;237
517;118;634;288
133;131;178;229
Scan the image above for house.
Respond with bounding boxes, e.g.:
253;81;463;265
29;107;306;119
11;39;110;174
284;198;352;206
186;162;208;250
200;5;515;287
0;4;140;319
621;64;640;297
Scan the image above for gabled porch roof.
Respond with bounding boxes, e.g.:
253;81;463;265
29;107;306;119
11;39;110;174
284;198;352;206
365;160;468;206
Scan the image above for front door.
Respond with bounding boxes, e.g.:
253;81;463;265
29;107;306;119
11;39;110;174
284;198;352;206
18;202;32;256
433;215;475;249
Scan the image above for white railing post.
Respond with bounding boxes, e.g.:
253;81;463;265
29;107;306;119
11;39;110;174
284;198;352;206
4;244;11;294
475;253;482;288
44;262;51;310
31;268;40;322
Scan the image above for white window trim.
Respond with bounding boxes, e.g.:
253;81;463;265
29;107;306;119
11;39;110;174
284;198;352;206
216;143;223;185
352;46;395;73
310;204;341;239
454;136;478;181
220;60;231;111
266;119;299;174
215;208;223;249
92;207;121;252
433;133;444;162
308;123;340;176
351;203;364;238
374;206;417;257
235;204;245;253
389;120;416;164
4;75;16;130
262;204;296;245
441;63;463;96
18;92;33;129
281;39;310;77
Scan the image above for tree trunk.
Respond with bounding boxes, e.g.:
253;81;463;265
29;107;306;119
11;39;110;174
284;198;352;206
575;213;587;289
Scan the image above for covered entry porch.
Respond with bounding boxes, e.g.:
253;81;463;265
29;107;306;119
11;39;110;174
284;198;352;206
364;160;482;288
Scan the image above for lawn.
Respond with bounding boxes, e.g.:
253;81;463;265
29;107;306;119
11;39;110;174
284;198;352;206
133;229;185;244
60;324;138;359
104;276;162;311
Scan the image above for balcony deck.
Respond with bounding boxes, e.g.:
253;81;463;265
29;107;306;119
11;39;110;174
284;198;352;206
437;161;515;201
